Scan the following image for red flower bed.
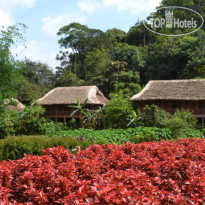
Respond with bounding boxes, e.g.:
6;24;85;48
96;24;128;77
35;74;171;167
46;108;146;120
1;138;205;204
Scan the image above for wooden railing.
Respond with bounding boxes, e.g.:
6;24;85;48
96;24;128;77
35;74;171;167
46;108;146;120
193;109;205;115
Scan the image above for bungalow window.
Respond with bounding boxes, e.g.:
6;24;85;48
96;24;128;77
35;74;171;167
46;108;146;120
172;101;181;110
199;101;205;109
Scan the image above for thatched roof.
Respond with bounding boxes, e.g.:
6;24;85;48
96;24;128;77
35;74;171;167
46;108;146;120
5;98;25;112
131;80;205;101
37;86;108;105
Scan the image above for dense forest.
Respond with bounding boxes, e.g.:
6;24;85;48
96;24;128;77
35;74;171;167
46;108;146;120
1;0;205;106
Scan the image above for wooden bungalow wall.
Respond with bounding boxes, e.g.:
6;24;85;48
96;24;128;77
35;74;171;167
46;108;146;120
43;104;101;123
136;100;205;116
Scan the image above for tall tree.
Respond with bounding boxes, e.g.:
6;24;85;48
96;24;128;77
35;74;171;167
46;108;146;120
126;21;156;47
57;23;110;80
17;59;55;104
0;24;26;103
143;30;205;82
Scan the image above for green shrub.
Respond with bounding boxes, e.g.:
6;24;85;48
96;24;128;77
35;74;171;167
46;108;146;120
173;109;197;128
44;121;68;135
16;105;47;135
165;117;188;138
67;118;78;129
0;104;68;138
149;127;172;140
15;105;67;135
140;105;171;128
104;93;134;128
0;108;18;138
130;128;158;143
0;135;93;161
0;136;46;161
179;129;202;139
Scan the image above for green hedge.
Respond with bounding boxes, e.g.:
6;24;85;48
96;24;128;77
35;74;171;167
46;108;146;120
0;135;91;161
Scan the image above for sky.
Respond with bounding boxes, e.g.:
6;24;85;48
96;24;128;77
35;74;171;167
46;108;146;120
0;0;161;69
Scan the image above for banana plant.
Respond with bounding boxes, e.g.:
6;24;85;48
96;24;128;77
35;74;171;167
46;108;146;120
86;105;105;128
70;99;105;128
127;109;141;127
69;98;89;128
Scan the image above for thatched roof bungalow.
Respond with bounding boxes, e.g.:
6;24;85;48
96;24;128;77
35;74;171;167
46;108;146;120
131;80;205;101
131;80;205;125
37;86;108;123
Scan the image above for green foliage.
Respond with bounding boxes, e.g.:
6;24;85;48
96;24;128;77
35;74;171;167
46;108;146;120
84;48;111;81
111;43;145;69
160;0;205;28
70;98;88;128
0;24;27;104
114;70;141;97
180;129;202;139
143;31;205;83
105;28;126;44
70;99;105;129
164;117;189;138
16;59;55;104
0;135;91;161
57;22;110;80
53;1;205;96
0;108;18;139
43;121;68;135
126;21;156;46
55;70;84;87
130;128;158;143
139;106;198;138
104;93;133;128
15;105;48;135
49;127;173;144
127;110;142;127
0;126;200;161
202;129;205;136
163;110;198;138
141;105;171;127
67;118;78;129
173;109;197;128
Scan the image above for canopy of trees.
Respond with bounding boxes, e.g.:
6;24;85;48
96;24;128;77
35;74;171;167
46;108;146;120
55;0;205;98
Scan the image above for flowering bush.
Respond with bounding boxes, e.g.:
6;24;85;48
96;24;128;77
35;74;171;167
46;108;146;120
1;138;205;204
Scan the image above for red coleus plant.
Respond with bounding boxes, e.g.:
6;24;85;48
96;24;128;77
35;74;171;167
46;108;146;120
1;138;205;204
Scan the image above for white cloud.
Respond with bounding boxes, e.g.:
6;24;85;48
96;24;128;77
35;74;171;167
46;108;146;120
42;14;85;36
0;0;43;28
0;9;13;27
103;0;161;14
0;0;41;10
12;40;59;69
78;0;161;14
77;0;101;14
